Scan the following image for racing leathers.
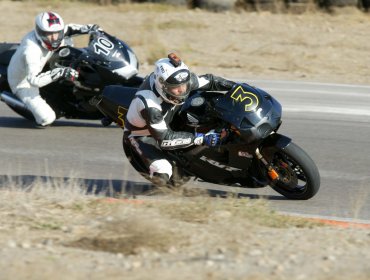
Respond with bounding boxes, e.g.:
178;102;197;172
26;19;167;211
124;72;235;184
7;24;98;126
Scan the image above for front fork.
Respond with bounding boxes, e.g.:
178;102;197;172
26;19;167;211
255;148;279;181
254;133;292;182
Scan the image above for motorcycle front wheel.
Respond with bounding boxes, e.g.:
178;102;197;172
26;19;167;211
268;142;320;200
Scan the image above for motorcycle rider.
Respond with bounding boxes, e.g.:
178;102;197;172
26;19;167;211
124;53;236;186
7;11;101;127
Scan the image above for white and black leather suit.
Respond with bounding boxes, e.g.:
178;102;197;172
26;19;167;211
7;24;97;126
124;72;235;183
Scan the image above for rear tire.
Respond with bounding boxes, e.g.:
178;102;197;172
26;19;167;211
268;142;320;200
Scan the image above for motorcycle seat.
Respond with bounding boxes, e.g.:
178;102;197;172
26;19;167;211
102;85;138;109
0;43;18;65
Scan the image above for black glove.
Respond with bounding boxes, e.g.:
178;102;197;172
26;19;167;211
50;67;79;82
89;24;102;34
61;67;79;82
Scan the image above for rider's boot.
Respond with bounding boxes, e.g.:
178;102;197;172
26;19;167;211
151;172;170;188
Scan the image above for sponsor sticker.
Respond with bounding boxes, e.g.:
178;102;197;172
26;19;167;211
162;138;192;147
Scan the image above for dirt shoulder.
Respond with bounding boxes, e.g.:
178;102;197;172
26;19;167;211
0;186;369;280
0;2;370;85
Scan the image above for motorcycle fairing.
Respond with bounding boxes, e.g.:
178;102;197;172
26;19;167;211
0;43;18;65
47;31;139;87
215;83;282;143
96;85;138;127
169;144;254;186
88;32;138;80
179;91;222;129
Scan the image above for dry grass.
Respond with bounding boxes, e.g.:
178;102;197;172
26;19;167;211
1;181;369;280
1;1;370;84
0;180;319;254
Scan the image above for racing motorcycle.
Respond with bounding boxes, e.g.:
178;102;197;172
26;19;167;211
0;30;144;122
95;83;320;200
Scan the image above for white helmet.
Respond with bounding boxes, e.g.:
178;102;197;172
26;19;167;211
35;12;65;50
154;53;191;105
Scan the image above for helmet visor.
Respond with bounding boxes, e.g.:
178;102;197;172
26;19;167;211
36;26;64;49
163;81;190;104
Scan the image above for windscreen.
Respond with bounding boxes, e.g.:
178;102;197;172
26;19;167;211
88;32;131;65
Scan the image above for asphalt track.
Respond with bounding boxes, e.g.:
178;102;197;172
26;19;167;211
1;80;370;222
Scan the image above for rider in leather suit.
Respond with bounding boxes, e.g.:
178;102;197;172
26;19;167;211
7;11;100;127
124;53;236;186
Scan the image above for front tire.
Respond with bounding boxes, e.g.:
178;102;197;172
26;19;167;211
267;142;320;200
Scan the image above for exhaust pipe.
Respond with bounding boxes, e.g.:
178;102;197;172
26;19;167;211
0;91;27;110
0;91;34;120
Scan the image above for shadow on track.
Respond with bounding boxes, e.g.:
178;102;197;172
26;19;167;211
0;174;153;197
0;174;285;200
0;116;117;129
207;189;285;200
0;116;35;129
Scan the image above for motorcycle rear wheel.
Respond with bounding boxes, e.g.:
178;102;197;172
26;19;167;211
269;142;320;200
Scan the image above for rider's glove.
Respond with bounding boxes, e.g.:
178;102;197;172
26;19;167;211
89;24;102;34
194;130;221;147
51;67;79;82
61;67;79;82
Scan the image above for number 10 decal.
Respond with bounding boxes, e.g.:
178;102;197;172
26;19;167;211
93;37;114;56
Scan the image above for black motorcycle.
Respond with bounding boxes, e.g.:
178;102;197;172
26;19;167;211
96;83;320;200
0;30;144;122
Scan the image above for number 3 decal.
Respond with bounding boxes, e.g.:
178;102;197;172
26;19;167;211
230;85;259;112
93;37;113;56
117;106;128;127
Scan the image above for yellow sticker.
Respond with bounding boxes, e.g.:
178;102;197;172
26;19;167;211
230;85;259;112
117;106;128;127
